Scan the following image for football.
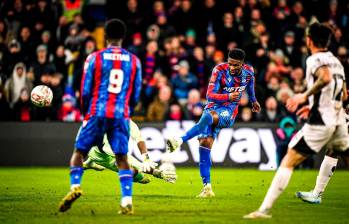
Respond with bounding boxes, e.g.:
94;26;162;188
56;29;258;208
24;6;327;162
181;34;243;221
30;85;53;107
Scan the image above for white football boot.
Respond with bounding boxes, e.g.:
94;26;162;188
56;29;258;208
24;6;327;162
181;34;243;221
296;191;322;204
166;137;183;152
196;184;215;198
243;210;272;219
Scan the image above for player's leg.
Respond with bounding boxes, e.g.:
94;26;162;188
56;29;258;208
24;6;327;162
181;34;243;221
59;116;105;212
244;148;307;219
166;110;219;152
297;124;349;203
108;119;134;215
196;137;215;198
296;152;338;204
244;124;335;219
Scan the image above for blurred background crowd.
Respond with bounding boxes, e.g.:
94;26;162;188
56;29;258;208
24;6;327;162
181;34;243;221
0;0;348;124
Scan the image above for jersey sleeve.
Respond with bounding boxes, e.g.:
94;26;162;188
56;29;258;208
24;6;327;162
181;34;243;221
80;53;96;115
130;120;144;143
206;66;230;103
245;66;257;103
308;55;331;76
130;57;142;110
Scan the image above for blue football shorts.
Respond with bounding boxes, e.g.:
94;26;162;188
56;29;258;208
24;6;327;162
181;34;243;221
198;105;238;139
75;116;130;155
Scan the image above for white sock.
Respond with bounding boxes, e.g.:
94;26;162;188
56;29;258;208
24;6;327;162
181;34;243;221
204;183;212;188
121;196;132;207
70;184;80;190
313;156;338;196
259;167;293;212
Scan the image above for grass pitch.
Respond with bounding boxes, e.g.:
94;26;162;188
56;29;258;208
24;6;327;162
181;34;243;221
0;168;348;224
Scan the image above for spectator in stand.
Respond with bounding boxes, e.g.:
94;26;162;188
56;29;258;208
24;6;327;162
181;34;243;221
258;96;284;123
265;49;291;81
40;30;55;56
337;46;349;80
156;13;176;45
290;67;306;93
0;80;12;121
183;29;197;56
18;26;36;66
142;40;159;85
217;12;240;51
165;103;185;121
73;37;96;94
6;39;23;76
189;47;208;97
143;70;169;109
275;117;297;166
30;44;55;86
280;31;302;67
53;45;71;84
4;62;32;108
171;60;198;105
147;85;172;122
56;16;69;44
49;72;64;119
127;32;144;56
64;24;82;52
12;88;33;121
183;89;204;121
171;0;197;35
58;93;82;122
212;50;224;65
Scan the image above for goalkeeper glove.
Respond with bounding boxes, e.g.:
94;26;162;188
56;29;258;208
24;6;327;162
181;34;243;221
141;153;158;173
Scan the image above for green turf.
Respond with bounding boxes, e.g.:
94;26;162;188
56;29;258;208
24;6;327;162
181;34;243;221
0;168;348;224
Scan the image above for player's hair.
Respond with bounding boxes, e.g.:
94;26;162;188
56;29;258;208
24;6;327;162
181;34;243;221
228;48;246;61
104;19;127;41
307;23;333;49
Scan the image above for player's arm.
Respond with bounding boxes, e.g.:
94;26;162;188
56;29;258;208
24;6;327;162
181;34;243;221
246;72;261;112
206;68;238;103
80;53;96;116
287;65;331;112
130;120;157;172
305;66;332;97
342;82;349;114
130;57;142;112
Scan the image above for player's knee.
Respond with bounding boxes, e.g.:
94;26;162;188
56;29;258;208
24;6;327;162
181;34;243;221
199;138;213;149
280;148;307;169
326;149;340;158
115;154;129;169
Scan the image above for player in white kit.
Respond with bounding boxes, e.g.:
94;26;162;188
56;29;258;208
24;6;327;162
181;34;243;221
244;23;349;219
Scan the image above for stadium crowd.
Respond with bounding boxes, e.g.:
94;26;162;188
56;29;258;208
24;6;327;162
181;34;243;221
0;0;348;123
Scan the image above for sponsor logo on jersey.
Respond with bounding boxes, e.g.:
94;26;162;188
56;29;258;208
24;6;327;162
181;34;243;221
223;86;246;92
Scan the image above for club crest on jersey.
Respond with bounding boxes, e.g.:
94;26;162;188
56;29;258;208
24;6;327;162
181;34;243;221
227;77;232;82
223;86;246;92
220;110;230;117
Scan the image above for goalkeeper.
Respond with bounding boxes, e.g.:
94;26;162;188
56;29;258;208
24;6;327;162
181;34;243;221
83;120;177;184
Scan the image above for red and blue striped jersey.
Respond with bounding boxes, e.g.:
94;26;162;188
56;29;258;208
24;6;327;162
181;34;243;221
206;62;256;109
80;46;142;119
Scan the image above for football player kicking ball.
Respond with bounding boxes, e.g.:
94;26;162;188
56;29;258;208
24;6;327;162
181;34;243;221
166;48;261;198
244;23;349;219
83;119;177;184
